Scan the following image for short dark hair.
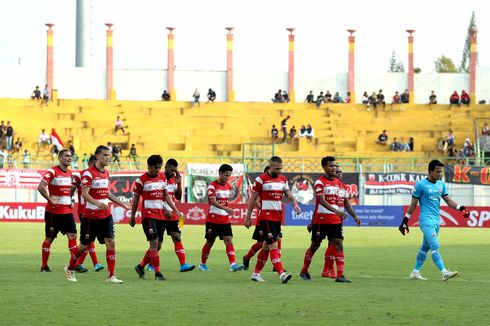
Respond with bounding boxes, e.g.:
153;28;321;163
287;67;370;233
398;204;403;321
88;155;97;163
58;149;70;158
147;154;163;167
263;166;270;173
270;156;283;164
321;156;336;167
95;145;110;155
219;164;233;173
428;159;444;172
166;158;178;168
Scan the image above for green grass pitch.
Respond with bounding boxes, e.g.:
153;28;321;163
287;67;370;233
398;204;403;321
0;223;489;325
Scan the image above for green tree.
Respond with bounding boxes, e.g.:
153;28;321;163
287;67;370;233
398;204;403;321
459;11;477;72
414;67;422;73
388;51;405;72
434;55;457;73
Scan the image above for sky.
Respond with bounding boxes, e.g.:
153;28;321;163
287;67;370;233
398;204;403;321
0;0;488;73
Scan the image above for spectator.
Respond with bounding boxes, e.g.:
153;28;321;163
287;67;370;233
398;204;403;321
332;92;344;103
22;150;30;169
31;86;41;100
304;91;314;103
402;137;413;151
5;121;14;151
376;130;388;145
282;90;290;103
37;129;51;153
437;139;448;153
207;88;216;103
462;138;474;157
13;137;22;153
128;143;139;169
429;90;437;105
271;125;279;143
449;91;460;107
400;89;409;104
112;144;121;165
482;122;490;136
391;91;401;109
106;141;113;153
345;92;351;104
289;125;297;142
447;129;455;146
82;153;89;169
68;140;75;156
390;137;402;151
408;137;414;151
50;144;59;160
192;89;201;107
461;90;470;107
114;116;126;135
161;90;171;101
272;89;284;103
447;147;457;158
304;124;314;143
281;116;290;143
42;84;50;106
362;91;369;104
377;89;386;110
324;91;332;103
0;121;5;148
0;147;6;169
315;92;324;108
300;125;307;137
367;92;377;111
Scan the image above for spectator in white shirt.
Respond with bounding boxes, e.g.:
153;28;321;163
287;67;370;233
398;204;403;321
37;129;50;153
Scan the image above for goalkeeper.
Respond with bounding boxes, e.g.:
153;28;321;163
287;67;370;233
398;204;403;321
399;160;469;281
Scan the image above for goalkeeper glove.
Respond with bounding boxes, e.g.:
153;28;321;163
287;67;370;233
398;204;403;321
399;217;409;235
457;205;469;218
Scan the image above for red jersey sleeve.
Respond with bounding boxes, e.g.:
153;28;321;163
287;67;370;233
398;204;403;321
133;177;143;196
42;168;55;184
252;176;263;193
81;170;93;188
207;184;216;202
314;179;324;196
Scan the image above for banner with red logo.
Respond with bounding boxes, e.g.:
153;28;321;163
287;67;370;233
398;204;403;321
0;169;45;189
404;206;490;228
365;172;425;195
444;165;490;185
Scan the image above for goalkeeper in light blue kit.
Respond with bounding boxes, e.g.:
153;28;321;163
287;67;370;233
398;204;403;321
399;160;469;281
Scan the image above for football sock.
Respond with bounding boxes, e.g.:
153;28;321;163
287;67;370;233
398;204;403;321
201;242;212;264
68;247;82;270
269;248;284;276
301;248;315;273
324;243;336;274
106;249;116;277
68;239;77;255
414;249;429;271
139;249;152;268
244;242;263;260
174;241;186;265
277;238;282;254
254;249;269;273
88;242;99;265
76;250;88;265
431;249;446;272
335;250;345;278
41;240;51;268
149;249;160;273
225;243;236;265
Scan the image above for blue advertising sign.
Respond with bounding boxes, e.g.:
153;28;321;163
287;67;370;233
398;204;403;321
285;205;403;227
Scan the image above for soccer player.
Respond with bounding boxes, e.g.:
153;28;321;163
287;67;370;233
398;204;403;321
71;155;104;273
199;164;245;272
145;159;195;273
244;156;301;283
400;159;467;281
38;149;77;272
300;157;360;282
64;145;130;283
130;155;186;280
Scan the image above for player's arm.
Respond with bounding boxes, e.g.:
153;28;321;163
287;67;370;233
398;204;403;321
254;197;261;209
163;189;182;218
399;196;419;235
129;193;140;227
37;180;58;205
442;195;468;216
174;173;183;201
284;189;301;214
108;192;130;210
82;186;108;210
344;198;361;226
318;193;346;219
244;191;258;228
209;197;234;216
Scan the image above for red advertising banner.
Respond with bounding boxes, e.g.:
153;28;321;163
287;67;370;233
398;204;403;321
404;206;490;228
0;169;45;189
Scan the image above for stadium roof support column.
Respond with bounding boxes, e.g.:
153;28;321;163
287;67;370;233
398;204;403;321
469;28;477;105
226;27;235;102
105;23;115;100
347;29;356;103
287;28;295;103
406;30;415;105
167;27;176;101
45;24;55;98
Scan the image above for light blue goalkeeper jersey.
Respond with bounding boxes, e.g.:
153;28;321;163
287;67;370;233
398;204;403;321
412;178;448;227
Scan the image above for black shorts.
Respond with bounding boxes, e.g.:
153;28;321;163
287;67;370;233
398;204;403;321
252;225;264;242
44;212;77;239
142;218;181;241
259;220;282;245
80;216;115;245
311;223;344;242
204;222;233;240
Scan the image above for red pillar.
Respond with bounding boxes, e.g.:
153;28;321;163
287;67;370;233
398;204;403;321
347;29;356;103
406;30;415;105
226;27;234;102
167;27;176;100
469;28;477;104
45;24;54;99
286;28;295;102
105;23;115;100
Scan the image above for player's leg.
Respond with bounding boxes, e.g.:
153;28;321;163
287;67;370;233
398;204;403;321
41;212;56;271
423;225;458;280
243;225;263;269
251;242;269;282
301;224;323;279
200;222;215;271
100;216;122;283
265;221;290;283
324;240;337;278
328;224;350;283
410;233;430;280
169;225;195;272
222;233;244;272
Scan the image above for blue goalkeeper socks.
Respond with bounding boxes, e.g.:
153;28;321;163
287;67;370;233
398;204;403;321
431;250;446;272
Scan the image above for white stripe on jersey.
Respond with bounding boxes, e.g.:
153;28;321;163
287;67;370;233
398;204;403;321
162;201;173;211
90;179;109;189
261;200;282;211
51;195;72;205
86;198;109;210
262;182;287;191
323;185;338;195
209;206;228;216
318;204;339;214
144;200;165;209
254;176;264;184
50;176;72;186
214;189;231;199
142;181;166;192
